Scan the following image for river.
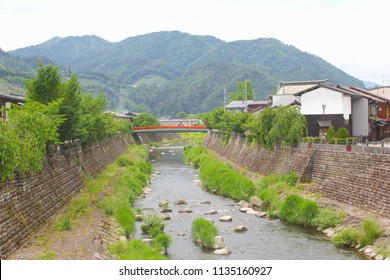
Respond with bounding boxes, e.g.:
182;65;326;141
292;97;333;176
133;145;364;260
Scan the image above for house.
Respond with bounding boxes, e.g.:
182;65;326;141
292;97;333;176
0;93;25;122
276;79;330;95
344;86;390;140
225;100;253;113
224;100;269;113
270;80;328;109
294;83;369;138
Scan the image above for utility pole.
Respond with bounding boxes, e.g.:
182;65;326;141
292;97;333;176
223;88;228;105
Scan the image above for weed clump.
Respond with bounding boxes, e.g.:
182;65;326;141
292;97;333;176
192;218;218;249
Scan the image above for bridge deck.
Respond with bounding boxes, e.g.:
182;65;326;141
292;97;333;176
133;125;208;134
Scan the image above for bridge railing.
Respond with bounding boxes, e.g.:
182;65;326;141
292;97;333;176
133;125;207;131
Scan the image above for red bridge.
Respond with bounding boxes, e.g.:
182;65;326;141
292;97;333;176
133;125;208;134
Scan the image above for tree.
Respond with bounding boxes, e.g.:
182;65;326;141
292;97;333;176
336;127;350;138
58;74;82;142
326;125;336;139
176;111;187;119
247;106;307;149
229;80;255;101
77;94;116;144
26;61;62;104
133;113;160;127
0;100;64;180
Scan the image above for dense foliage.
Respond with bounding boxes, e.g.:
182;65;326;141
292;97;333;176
7;31;364;115
245;106;308;149
203;103;307;149
132;113;160;127
0;62;128;180
0;100;64;180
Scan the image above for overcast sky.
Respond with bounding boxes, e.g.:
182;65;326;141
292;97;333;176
0;0;389;84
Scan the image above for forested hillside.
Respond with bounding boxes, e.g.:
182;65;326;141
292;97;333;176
7;31;364;116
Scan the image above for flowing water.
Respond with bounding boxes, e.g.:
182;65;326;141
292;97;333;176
133;146;364;260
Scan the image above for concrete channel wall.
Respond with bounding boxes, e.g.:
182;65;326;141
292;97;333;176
0;135;134;259
203;131;390;218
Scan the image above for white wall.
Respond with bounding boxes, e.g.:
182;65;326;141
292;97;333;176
352;98;369;136
300;87;351;118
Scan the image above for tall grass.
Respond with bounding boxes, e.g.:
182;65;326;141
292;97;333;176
359;219;384;247
279;194;319;227
192;218;218;249
109;240;167;260
332;219;384;248
184;146;255;200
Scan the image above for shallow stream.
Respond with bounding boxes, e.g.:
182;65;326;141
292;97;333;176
133;146;364;260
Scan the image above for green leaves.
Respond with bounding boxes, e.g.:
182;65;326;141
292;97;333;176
133;113;160;127
247;106;307;149
0;100;64;180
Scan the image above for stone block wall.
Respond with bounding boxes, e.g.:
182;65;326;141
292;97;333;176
204;131;390;218
0;135;133;259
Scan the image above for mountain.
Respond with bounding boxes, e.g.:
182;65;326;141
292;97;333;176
8;31;365;115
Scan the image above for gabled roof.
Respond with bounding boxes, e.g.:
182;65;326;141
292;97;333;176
271;94;300;107
337;85;389;102
293;83;362;99
276;79;329;95
225;100;254;109
0;93;25;103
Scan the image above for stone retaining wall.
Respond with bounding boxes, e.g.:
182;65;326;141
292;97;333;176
0;135;133;259
204;131;390;218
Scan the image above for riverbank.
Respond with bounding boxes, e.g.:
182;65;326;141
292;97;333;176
199;145;390;260
7;145;159;260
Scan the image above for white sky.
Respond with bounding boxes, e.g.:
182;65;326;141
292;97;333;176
0;0;389;84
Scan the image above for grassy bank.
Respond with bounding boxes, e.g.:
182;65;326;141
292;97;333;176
184;145;255;201
50;144;171;260
184;145;385;254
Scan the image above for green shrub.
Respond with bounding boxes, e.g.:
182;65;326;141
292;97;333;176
332;227;359;247
258;188;278;209
313;208;345;229
359;219;384;247
141;213;164;236
336;127;350;138
109;240;167;260
279;194;319;227
154;233;172;250
114;201;135;238
326;125;336;139
192;218;218;249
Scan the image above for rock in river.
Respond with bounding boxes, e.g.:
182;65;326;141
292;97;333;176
219;215;233;222
178;208;193;214
214;247;232;255
234;225;248;232
205;209;218;215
